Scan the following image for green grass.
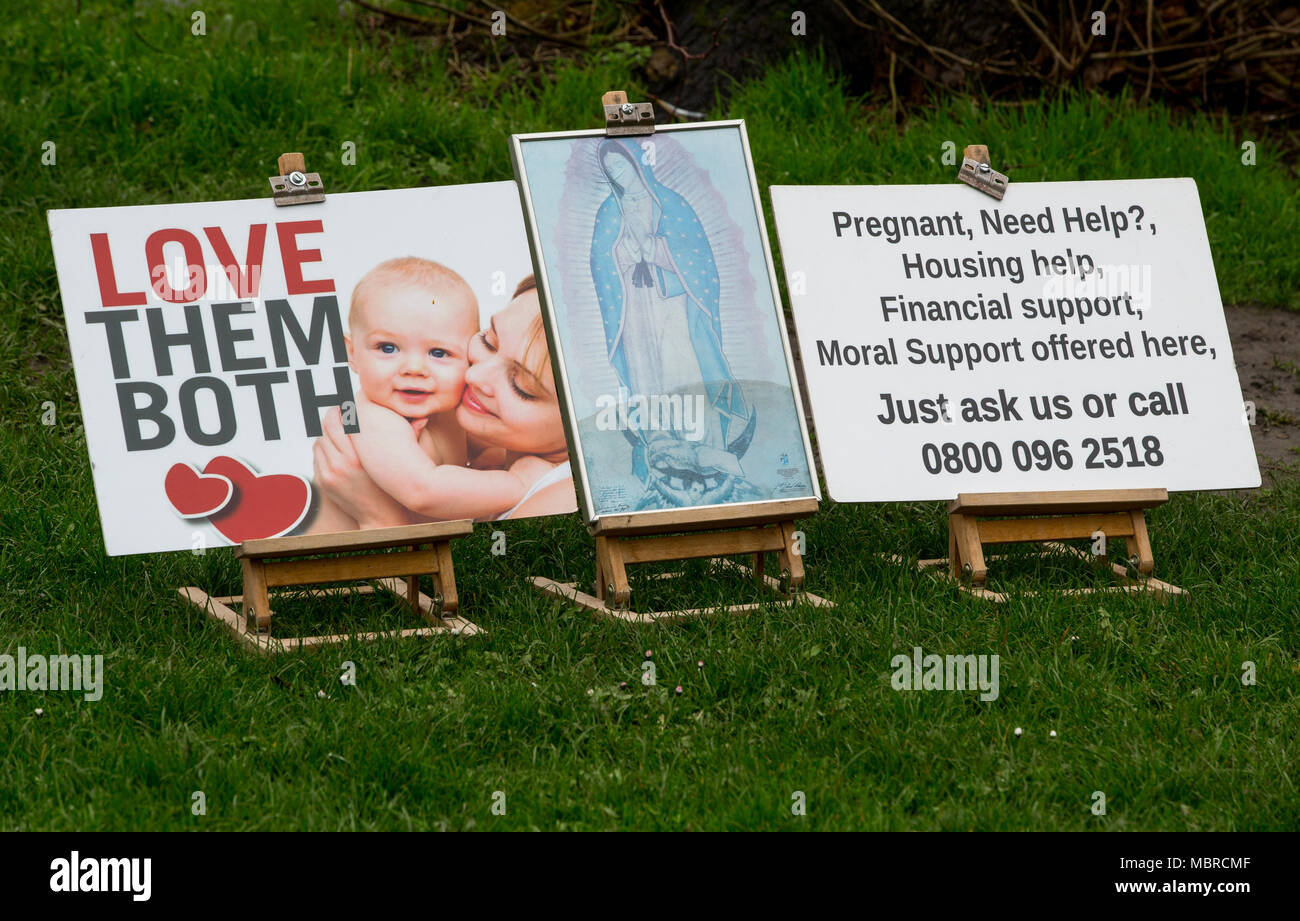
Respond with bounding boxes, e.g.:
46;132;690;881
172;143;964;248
2;1;1298;830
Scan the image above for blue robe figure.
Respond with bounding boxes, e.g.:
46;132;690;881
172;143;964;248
589;138;758;509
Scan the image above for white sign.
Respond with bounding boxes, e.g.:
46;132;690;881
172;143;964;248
49;182;577;556
770;179;1260;501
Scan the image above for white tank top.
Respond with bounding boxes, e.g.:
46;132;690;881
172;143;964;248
496;461;572;520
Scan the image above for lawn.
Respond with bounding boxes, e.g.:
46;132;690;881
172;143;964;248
1;0;1297;831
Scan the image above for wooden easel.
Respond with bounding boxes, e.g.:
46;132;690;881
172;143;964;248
915;489;1185;601
526;95;831;622
179;521;479;654
177;152;481;652
533;499;832;623
908;148;1184;602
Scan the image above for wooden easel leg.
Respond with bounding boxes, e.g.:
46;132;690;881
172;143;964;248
1091;534;1111;571
964;521;988;587
595;536;630;609
950;512;987;586
405;544;421;613
240;557;272;633
434;539;458;614
778;520;805;592
607;539;631;609
948;512;961;580
594;535;610;602
1128;510;1155;576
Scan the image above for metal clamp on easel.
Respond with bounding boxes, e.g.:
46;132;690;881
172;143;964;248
957;144;1008;200
602;90;655;137
269;152;325;206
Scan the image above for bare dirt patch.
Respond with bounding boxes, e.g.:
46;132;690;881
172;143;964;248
1227;305;1300;478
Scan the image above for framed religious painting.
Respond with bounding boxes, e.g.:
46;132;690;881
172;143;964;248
509;121;820;525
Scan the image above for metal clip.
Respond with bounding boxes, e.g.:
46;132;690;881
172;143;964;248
957;145;1008;200
602;90;655;137
269;152;325;206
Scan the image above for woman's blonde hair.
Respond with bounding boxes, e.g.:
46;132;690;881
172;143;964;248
512;274;551;385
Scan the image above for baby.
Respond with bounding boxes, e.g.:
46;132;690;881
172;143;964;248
310;257;481;532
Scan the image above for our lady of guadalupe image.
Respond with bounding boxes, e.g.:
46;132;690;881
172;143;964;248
589;137;759;509
514;124;816;519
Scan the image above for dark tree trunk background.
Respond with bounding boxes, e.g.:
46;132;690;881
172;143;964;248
650;0;1299;123
355;1;1300;152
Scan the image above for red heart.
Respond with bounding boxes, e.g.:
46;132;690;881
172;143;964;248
202;456;311;544
165;463;234;518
